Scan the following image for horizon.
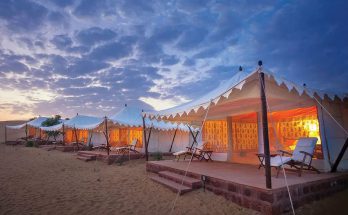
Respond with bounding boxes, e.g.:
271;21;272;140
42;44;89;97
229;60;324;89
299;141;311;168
1;0;348;121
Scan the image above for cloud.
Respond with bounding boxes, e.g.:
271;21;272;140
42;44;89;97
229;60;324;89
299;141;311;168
0;0;48;32
76;27;117;46
0;0;347;120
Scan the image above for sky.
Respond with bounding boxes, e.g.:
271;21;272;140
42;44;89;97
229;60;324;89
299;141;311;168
0;0;347;120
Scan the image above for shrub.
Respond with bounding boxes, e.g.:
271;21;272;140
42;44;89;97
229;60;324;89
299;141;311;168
26;141;34;147
152;152;163;161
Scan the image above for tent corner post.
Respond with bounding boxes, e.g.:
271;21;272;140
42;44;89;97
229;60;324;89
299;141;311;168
169;127;178;152
331;137;348;173
104;116;110;156
259;70;272;189
142;115;149;161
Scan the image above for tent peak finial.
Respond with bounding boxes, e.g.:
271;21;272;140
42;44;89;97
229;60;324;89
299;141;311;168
303;83;307;87
125;103;127;107
239;66;243;71
258;60;263;67
76;113;79;116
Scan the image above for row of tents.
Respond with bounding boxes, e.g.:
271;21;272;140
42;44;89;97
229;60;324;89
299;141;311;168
5;106;195;156
4;66;348;172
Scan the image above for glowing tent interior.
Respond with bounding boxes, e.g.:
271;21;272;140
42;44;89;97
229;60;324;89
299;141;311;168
145;67;348;172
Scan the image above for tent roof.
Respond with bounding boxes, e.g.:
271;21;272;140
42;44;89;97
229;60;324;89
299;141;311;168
109;106;191;131
64;115;104;130
145;68;348;122
6;116;49;129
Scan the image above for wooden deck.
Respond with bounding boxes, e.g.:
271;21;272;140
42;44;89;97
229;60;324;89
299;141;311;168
147;160;348;214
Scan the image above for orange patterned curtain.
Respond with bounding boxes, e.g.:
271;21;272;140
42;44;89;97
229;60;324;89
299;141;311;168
128;128;143;148
77;130;89;144
64;129;74;144
109;128;121;147
202;120;228;152
28;127;36;137
232;112;258;152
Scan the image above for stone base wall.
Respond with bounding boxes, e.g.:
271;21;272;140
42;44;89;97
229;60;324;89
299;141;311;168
147;162;348;215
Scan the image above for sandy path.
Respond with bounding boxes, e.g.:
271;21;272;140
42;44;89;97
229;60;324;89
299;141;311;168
0;144;258;215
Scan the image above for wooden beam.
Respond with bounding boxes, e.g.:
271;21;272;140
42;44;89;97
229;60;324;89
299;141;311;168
169;127;178;152
331;137;348;172
259;70;272;189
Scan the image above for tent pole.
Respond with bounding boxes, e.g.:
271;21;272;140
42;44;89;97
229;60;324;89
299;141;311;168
4;125;7;144
25;123;28;141
62;124;65;145
104;117;110;156
331;138;348;172
146;126;153;154
169;127;178;152
188;125;199;149
259;64;272;189
74;127;79;151
142;111;149;161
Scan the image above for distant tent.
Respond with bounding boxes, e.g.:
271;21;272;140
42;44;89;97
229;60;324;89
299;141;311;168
145;68;348;172
6;116;49;139
108;106;191;153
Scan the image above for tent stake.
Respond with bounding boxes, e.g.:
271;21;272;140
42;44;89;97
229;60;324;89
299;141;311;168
169;127;178;152
259;66;272;189
331;138;348;172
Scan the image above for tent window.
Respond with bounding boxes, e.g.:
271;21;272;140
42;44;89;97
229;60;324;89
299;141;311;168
63;129;88;144
268;106;323;159
202;120;228;152
232;112;258;152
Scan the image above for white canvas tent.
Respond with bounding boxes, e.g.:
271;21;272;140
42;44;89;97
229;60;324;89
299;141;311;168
145;67;348;172
109;106;191;154
5;116;49;141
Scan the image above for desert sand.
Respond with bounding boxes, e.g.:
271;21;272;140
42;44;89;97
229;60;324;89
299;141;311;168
0;143;347;215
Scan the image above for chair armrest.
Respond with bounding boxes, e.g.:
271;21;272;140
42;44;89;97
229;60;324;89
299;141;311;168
278;150;292;156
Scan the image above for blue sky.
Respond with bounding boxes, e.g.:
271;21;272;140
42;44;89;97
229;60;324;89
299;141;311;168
0;0;347;120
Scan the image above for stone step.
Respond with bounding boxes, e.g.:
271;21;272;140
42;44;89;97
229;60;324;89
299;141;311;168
149;175;192;195
158;171;202;189
77;155;95;162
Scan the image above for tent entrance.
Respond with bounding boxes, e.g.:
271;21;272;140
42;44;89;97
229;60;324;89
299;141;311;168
230;106;323;164
268;106;323;159
109;128;143;148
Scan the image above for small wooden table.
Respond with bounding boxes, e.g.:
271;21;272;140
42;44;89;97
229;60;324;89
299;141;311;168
256;153;277;169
